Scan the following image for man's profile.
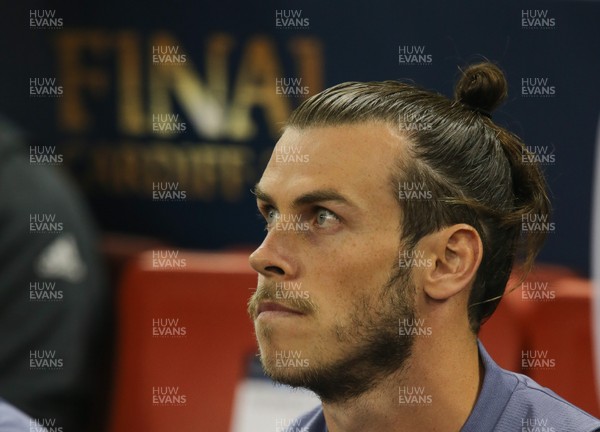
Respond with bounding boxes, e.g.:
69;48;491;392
247;62;600;432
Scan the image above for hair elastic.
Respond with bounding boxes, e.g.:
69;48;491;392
472;107;492;119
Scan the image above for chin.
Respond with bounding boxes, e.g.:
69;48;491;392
261;356;314;388
258;342;313;383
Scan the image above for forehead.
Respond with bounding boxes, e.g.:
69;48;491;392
257;122;407;208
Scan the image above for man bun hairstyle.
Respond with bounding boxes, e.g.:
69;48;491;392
455;62;508;115
286;61;551;333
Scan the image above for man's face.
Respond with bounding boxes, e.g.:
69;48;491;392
248;123;416;402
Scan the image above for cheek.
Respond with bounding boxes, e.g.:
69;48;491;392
307;235;399;318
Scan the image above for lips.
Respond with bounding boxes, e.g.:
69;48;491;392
257;301;304;317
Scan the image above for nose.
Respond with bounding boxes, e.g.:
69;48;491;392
249;231;298;279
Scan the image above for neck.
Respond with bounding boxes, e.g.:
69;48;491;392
321;332;482;432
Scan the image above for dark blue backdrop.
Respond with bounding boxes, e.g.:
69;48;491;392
2;0;599;274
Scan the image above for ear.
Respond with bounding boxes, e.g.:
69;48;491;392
418;224;483;301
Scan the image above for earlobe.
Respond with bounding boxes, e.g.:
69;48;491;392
420;224;483;301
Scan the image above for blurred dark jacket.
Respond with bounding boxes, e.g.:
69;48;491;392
0;116;112;431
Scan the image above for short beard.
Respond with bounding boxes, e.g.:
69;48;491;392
262;261;416;404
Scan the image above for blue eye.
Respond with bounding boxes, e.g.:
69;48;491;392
265;208;279;226
258;207;279;231
267;209;276;221
316;208;339;227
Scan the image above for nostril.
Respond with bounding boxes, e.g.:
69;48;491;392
265;266;285;276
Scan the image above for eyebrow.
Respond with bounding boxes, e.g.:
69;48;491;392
252;184;356;209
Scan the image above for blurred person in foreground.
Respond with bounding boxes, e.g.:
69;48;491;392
0;116;111;431
247;62;600;431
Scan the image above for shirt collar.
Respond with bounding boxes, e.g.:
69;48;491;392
460;340;519;432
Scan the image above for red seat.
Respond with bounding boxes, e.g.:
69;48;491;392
479;296;523;372
523;277;599;417
504;264;581;325
480;264;579;372
109;251;258;432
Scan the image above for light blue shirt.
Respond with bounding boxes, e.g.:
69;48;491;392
287;341;600;431
0;399;46;432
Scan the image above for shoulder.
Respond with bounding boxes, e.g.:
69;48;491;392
464;342;600;432
496;369;600;432
285;405;326;432
0;400;41;431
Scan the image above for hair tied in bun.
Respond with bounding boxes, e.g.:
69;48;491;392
454;62;508;119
